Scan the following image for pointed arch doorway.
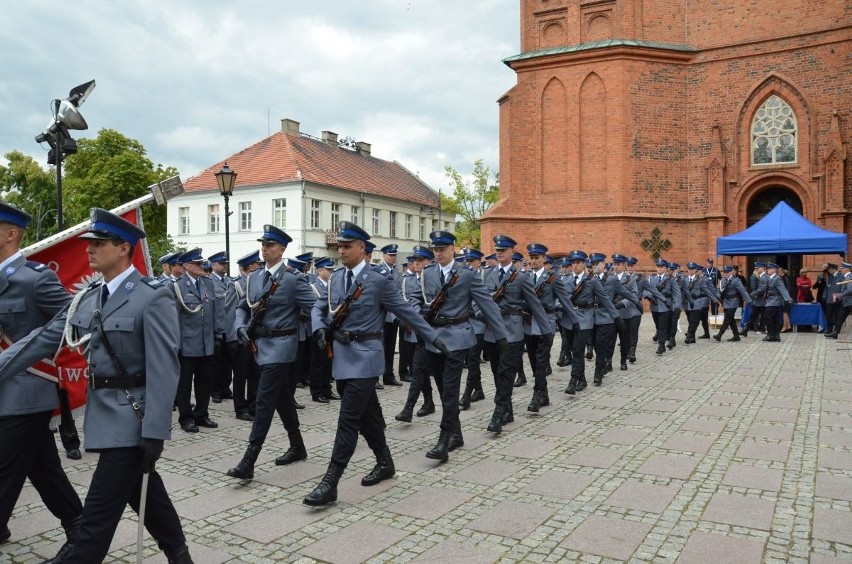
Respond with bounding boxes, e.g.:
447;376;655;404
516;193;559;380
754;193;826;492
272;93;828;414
745;185;804;281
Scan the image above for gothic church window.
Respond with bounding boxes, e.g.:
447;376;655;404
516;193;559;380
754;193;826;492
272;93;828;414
751;95;797;165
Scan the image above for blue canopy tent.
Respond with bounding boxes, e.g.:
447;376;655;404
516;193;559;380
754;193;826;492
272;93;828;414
716;201;848;256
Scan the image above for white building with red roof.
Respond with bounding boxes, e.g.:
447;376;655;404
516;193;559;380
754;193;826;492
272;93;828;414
168;119;449;269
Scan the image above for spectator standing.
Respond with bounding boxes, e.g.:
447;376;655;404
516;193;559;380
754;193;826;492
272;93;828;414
796;270;813;303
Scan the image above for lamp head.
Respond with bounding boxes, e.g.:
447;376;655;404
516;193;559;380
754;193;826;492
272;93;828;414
215;163;237;197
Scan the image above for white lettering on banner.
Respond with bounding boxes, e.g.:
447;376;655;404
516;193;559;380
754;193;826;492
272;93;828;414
63;367;89;382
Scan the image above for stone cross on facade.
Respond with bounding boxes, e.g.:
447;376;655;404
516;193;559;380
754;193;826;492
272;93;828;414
641;227;672;260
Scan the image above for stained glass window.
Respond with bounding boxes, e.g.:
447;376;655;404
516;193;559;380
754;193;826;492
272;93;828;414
751;95;797;165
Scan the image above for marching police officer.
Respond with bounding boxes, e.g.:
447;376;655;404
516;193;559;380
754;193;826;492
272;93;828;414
762;262;793;342
460;248;488;408
230;250;263;420
208;251;237;403
748;262;768;334
0;202;83;559
227;226;317;480
645;258;675;355
305;222;447;506
610;255;643;369
825;262;852;338
714;265;752;341
308;257;338;402
683;262;720;343
0;208;193;563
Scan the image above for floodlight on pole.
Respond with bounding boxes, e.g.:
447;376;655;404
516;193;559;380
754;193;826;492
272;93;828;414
34;80;96;230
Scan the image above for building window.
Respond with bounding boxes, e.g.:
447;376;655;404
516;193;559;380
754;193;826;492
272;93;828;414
372;209;381;235
207;204;219;233
310;199;321;229
404;214;412;239
239;202;252;231
751;95;797;165
272;198;286;228
389;211;397;238
351;205;361;224
179;207;190;235
330;203;340;228
419;217;426;241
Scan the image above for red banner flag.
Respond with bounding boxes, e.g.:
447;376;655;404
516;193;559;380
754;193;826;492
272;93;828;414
25;207;151;423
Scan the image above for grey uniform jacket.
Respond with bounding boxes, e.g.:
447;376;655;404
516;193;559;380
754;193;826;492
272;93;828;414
420;263;506;351
524;270;579;335
211;273;237;343
684;275;718;310
670;275;684;311
378;263;400;323
0;269;179;449
0;255;69;416
468;267;486;335
719;276;752;309
596;272;638;324
629;274;667;318
564;273;616;331
482;265;550;343
312;262;439;380
172;273;217;357
645;274;674;313
764;275;793;307
840;273;852;307
400;272;422;344
824;272;844;304
615;272;642;320
235;265;316;365
751;273;769;306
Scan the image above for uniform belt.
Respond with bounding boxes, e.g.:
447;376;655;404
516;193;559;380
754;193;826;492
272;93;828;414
254;326;297;338
574;303;594;309
501;307;523;316
431;314;470;327
333;330;383;344
90;373;145;390
298;311;311;322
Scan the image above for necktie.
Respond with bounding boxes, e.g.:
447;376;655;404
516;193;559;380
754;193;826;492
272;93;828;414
100;284;110;307
574;275;579;285
498;268;505;282
345;270;354;293
440;270;446;285
195;279;201;294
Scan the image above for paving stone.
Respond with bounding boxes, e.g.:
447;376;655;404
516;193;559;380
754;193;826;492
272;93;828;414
253;461;327;488
451;460;521;486
820;429;852;448
621;413;667;427
659;389;694;401
569;407;611;422
466;500;556;540
174;486;257;520
161;439;230;461
746;423;795;441
819;448;852;470
722;463;784;492
695;404;739;417
763;396;802;409
736;440;791;463
605;481;681;513
592;395;632;408
523;470;596;500
756;409;798;423
497;438;559;459
640;400;684;413
677;531;765;563
411;540;503;563
702;492;776;530
661;434;717;454
814;507;852;544
707;392;745;405
815;473;852;502
564;446;627;469
680;417;727;434
560;515;652;560
809;553;852;564
535;422;588;439
385;423;436;441
637;455;699;479
595;427;650;446
8;509;64;539
338;474;398;504
386;486;474;520
300;521;408;564
225;502;327;543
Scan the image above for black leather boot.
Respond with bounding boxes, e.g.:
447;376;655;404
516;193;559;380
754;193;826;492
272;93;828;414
502;404;514;424
416;399;435;417
514;371;527;387
585;344;594;360
565;378;578;395
362;446;395;485
0;526;9;544
395;402;415;422
487;406;505;433
556;352;569;367
275;430;307;465
426;430;450;461
713;332;722;342
541;389;550;406
527;389;542;412
656;342;666;355
226;443;262;480
304;462;345;506
628;347;637;363
448;430;464;451
459;386;472;410
667;337;676;349
605;359;613;373
577;376;588;391
470;388;485;402
166;545;195;564
620;358;628;370
593;367;604;386
44;515;82;564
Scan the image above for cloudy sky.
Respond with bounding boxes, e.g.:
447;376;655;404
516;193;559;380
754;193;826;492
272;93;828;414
1;1;519;192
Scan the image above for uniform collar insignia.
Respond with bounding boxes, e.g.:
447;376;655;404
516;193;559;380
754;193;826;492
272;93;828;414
124;281;135;294
5;267;15;276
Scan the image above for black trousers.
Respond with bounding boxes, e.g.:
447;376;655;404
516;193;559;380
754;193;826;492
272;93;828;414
614;317;630;361
834;304;850;333
404;343;435;406
211;339;234;398
524;334;551;391
331;378;387;467
629;315;641;351
651;311;672;343
571;327;592;380
176;355;215;423
765;305;782;338
382;321;398;380
484;339;523;409
701;306;710;336
424;348;466;434
57;387;80;452
296;339;311;385
669;309;681;341
749;305;766;332
594;324;615;371
250;363;300;445
232;343;260;415
309;346;333;397
64;448;185;564
398;326;414;377
465;333;485;389
686;308;705;337
717;308;740;337
0;411;82;531
559;324;573;358
824;302;838;329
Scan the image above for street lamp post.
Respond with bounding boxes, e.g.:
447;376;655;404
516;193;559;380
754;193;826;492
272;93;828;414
215;163;237;275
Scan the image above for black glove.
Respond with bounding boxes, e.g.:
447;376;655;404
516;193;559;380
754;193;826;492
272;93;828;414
542;333;554;347
237;327;251;347
497;338;509;352
139;438;163;474
614;301;626;310
227;341;238;357
313;328;327;351
784;300;793;306
432;338;451;356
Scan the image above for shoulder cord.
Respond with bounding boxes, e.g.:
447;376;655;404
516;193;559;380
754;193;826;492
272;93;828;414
421;268;456;307
173;281;203;314
328;270;365;315
310;281;322;299
64;286;95;350
233;279;245;299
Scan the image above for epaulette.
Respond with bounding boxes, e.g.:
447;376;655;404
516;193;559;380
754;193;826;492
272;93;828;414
423;263;437;270
24;260;48;271
141;276;163;288
371;264;390;276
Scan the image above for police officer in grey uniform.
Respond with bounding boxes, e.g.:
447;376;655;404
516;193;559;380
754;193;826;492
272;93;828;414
172;248;219;433
0;208;193;563
227;226;318;480
0;203;83;557
230;250;262;420
378;244;404;388
482;235;547;433
825;262;852;338
308;257;338;402
666;262;685;349
822;263;844;334
761;262;793;342
645;258;675;355
460;248;488;408
713;265;752;341
305;222;448;506
748;262;768;334
208;251;237;403
683;262;720;343
610;254;642;370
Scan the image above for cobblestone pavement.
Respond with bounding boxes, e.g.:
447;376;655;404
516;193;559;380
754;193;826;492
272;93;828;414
4;317;852;563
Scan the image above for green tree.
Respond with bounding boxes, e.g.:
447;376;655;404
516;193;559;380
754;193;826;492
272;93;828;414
442;159;499;248
0;151;59;246
62;129;179;265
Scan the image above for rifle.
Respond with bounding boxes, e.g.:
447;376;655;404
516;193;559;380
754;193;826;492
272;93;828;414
535;271;556;298
327;282;364;359
492;269;518;303
571;274;588;301
424;270;459;325
246;274;281;355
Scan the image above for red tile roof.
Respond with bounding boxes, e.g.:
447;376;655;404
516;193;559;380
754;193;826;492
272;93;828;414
183;132;439;207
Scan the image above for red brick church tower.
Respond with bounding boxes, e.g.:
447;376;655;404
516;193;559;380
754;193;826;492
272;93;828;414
481;0;851;267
